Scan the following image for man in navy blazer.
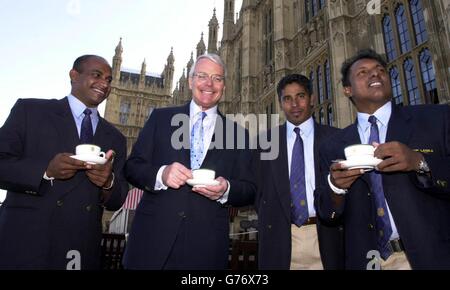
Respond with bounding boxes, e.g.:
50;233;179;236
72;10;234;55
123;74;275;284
255;74;344;270
315;49;450;269
123;53;256;270
0;55;128;269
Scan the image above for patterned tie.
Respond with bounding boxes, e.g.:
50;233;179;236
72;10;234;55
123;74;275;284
368;115;393;260
190;111;207;170
290;127;308;227
80;108;93;144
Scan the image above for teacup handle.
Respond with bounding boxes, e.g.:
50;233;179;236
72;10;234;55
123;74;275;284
99;152;106;158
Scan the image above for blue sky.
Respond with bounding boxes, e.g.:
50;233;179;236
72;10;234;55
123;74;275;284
0;0;242;202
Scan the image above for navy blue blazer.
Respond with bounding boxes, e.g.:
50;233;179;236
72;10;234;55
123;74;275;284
315;103;450;269
255;122;344;270
123;103;256;270
0;98;128;269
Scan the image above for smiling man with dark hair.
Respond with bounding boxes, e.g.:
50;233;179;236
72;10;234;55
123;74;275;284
315;49;450;270
0;55;128;269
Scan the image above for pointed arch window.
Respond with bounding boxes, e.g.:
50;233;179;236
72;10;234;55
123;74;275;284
325;60;332;100
305;0;310;23
317;65;324;104
403;58;421;105
319;0;325;9
309;70;315;96
312;0;318;17
419;49;437;103
410;0;428;45
382;15;397;62
264;8;274;66
396;5;412;54
327;104;333;126
390;66;403;106
319;108;325;125
119;101;131;125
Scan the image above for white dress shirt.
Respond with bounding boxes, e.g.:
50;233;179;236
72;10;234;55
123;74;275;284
286;117;317;218
356;101;399;240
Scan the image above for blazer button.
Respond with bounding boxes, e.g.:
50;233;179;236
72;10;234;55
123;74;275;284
368;224;374;230
367;192;371;197
262;200;266;204
145;186;151;191
56;200;64;207
178;211;186;218
86;205;92;212
267;225;272;229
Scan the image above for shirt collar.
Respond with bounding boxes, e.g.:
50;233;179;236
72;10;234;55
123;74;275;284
357;101;392;131
286;117;314;139
190;99;218;120
67;94;98;119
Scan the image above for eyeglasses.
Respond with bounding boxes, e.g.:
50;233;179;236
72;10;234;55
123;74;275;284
193;72;225;83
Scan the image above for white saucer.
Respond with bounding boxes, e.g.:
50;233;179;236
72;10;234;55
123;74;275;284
339;157;382;171
186;179;220;187
70;154;107;165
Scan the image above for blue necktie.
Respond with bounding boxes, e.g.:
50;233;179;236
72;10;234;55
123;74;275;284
80;108;93;144
190;112;207;170
290;127;308;227
368;115;393;260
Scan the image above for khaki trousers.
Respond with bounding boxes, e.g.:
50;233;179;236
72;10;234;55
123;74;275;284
290;224;324;270
381;251;411;270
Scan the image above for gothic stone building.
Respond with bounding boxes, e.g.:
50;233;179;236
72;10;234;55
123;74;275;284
104;38;175;156
173;0;450;131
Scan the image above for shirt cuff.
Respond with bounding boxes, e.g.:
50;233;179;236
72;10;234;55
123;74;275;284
154;165;168;191
328;174;347;195
43;171;55;186
217;180;231;204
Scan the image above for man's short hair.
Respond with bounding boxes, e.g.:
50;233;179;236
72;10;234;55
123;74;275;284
340;49;388;87
189;53;227;78
276;74;312;102
72;55;107;73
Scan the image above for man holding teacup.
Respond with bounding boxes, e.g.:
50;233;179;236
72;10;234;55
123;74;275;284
0;55;128;269
123;54;256;270
315;49;450;269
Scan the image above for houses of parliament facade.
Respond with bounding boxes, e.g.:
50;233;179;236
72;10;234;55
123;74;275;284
105;0;450;154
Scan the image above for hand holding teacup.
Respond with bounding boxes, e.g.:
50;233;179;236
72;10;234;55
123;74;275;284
372;141;424;173
85;149;115;189
46;152;88;180
329;144;374;190
162;162;193;189
191;169;228;201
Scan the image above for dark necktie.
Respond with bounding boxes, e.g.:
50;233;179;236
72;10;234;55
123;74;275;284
368;115;393;260
80;108;93;144
190;111;207;170
290;127;308;227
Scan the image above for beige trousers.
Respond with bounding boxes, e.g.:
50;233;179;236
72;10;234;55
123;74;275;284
290;224;324;270
381;251;412;270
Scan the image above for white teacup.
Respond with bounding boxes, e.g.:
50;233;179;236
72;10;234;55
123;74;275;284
192;169;215;181
76;144;106;158
344;144;375;161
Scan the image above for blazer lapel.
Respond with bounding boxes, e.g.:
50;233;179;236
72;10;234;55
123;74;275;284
341;122;372;185
93;117;112;151
49;97;89;193
386;104;413;145
313;123;324;185
270;124;291;221
178;103;191;168
49;97;80;154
